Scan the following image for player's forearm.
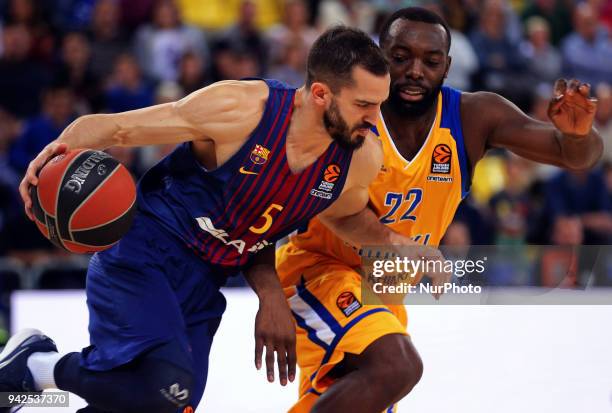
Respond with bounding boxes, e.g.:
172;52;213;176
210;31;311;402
56;114;120;150
56;103;197;150
557;129;603;170
244;247;285;299
321;207;412;249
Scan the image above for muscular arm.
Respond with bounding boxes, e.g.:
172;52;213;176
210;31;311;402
466;80;603;171
20;80;267;218
56;80;266;150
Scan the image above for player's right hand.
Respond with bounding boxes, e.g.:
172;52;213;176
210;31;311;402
19;141;68;220
254;290;297;387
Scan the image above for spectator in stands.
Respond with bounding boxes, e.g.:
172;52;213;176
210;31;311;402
589;0;612;31
266;36;307;87
50;0;97;32
118;0;155;31
0;109;21;210
8;86;76;173
3;0;55;64
446;24;479;91
453;195;495;245
521;0;573;46
424;2;478;91
595;83;612;162
134;0;208;82
538;215;582;287
266;0;318;63
489;154;535;245
529;83;553;122
88;0;129;81
544;168;612;245
521;16;562;84
104;53;154;113
215;0;268;77
561;2;612;88
178;51;210;95
317;0;375;33
210;40;260;82
0;25;51;117
470;0;532;110
54;32;100;113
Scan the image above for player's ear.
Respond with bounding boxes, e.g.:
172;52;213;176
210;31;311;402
444;56;452;79
310;82;332;108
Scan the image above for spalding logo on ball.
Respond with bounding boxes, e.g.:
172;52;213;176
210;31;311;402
30;149;137;253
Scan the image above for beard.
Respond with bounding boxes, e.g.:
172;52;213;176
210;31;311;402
323;99;370;151
388;79;443;118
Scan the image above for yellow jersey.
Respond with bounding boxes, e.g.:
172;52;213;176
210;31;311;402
277;87;471;287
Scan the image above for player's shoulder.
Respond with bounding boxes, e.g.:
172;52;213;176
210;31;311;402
460;90;516;117
199;79;270;108
346;133;383;186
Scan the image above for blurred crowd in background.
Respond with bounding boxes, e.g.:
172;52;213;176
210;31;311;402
0;0;611;342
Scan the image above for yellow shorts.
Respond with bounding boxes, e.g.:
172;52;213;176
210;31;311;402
284;264;408;413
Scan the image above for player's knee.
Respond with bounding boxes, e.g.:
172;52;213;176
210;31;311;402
388;337;423;395
369;335;423;396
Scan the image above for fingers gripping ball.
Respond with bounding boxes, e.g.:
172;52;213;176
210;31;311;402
30;149;137;253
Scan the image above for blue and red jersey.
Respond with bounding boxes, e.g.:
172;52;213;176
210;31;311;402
137;79;354;267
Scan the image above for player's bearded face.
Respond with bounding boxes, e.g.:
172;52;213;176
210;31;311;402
323;98;369;150
388;76;444;117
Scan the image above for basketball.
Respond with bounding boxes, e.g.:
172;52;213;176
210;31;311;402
30;149;137;254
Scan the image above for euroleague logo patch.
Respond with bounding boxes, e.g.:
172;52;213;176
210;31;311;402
337;291;361;317
311;164;342;199
183;407;194;413
323;164;341;183
431;144;451;174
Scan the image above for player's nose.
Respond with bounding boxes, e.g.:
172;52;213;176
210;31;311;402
406;59;424;80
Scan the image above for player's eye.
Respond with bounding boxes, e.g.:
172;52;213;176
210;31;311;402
392;55;407;63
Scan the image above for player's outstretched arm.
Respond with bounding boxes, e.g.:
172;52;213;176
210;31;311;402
19;80;267;219
473;78;603;170
243;246;296;387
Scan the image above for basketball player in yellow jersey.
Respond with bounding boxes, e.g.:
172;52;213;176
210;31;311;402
276;7;603;413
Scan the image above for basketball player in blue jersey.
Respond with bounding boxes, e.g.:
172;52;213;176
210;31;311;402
0;27;397;413
274;9;604;413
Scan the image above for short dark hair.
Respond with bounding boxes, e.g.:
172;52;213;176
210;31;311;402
306;26;389;92
379;7;451;52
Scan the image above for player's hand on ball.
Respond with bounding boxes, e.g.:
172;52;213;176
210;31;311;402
19;141;68;220
548;78;597;137
254;291;296;386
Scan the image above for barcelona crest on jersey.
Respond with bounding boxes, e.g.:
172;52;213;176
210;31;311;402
250;144;270;165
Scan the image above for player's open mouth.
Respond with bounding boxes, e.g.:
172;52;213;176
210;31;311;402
399;87;426;101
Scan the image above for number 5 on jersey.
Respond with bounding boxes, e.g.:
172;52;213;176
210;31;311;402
250;204;284;234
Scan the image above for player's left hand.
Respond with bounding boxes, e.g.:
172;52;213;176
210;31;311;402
254;290;296;386
548;79;598;137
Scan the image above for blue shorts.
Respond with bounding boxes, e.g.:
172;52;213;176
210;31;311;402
81;212;231;388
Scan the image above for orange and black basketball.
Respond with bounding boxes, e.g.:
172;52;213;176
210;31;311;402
433;144;452;164
30;149;137;254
